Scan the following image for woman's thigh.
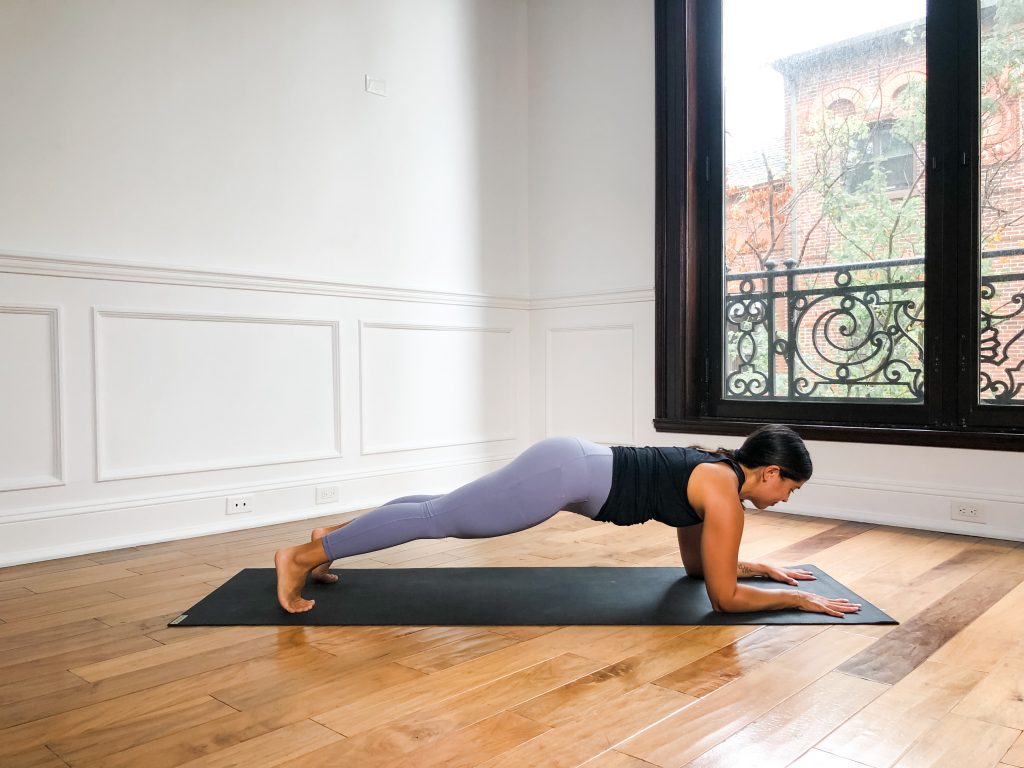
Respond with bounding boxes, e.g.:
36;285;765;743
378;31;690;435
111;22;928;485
428;436;607;535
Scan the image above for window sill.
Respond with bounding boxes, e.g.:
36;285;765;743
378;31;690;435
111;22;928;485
653;418;1024;452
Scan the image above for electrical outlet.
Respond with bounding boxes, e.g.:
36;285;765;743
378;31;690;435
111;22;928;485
316;485;339;505
950;499;986;524
226;495;253;515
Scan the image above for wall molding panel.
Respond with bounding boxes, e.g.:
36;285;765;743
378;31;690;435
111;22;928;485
92;308;343;481
359;322;518;455
0;304;65;491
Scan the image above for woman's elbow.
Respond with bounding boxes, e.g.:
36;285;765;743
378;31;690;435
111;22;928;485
684;566;705;580
707;589;737;613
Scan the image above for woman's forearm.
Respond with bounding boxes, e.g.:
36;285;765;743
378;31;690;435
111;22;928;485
737;561;764;578
712;582;801;613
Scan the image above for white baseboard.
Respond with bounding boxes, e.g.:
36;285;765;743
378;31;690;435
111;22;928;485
0;502;355;568
779;503;1024;543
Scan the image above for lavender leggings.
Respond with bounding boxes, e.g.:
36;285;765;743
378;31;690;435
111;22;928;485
320;437;613;562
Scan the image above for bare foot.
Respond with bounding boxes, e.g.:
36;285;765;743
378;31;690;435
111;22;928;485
310;524;348;583
274;546;316;613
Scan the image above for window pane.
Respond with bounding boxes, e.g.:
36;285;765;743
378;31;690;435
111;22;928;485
979;0;1024;405
723;1;926;401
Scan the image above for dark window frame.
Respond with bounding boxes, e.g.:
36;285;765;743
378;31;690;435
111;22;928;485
653;0;1024;450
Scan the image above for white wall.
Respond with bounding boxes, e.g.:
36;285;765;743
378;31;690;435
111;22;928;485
527;0;1024;540
528;0;655;298
0;0;528;297
0;0;532;566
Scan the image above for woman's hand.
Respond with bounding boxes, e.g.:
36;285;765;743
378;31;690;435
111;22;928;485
793;590;861;618
762;565;816;586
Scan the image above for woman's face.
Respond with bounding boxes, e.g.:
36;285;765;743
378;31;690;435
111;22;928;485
748;466;805;509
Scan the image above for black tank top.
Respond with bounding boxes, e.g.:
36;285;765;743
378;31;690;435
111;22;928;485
594;446;744;527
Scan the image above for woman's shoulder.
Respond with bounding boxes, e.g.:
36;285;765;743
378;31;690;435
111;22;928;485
687;459;742;511
690;459;739;483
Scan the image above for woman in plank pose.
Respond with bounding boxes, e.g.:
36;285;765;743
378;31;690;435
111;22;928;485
274;424;860;618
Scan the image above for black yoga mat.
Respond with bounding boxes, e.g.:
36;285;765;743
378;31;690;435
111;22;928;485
168;565;896;626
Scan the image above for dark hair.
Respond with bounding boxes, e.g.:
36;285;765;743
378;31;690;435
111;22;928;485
695;424;813;482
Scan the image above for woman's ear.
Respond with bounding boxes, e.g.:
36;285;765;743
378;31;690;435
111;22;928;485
762;465;781;481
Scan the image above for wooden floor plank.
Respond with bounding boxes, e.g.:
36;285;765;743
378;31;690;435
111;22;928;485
0;586;127;622
2;563;144;594
816;660;986;768
351;710;548;768
0;669;88;709
787;749;881;768
615;628;875;768
890;712;1019;768
69;626;281;683
209;632;456;710
0;585;35;602
806;527;940;583
0;629;309;734
2;746;68;768
685;670;886;768
510;634;730;727
0;632;162;687
311;625;626;736
96;661;424;768
951;661;1024;730
272;652;606;768
0;622;161;674
0;582;212;640
479;683;695;768
653;625;823;698
837;569;1023;685
761;521;877;564
101;565;232;599
1003;732;1024;767
0;618;109;654
928;581;1024;672
578;751;661;768
47;695;237;766
0;555;103;582
395;631;521;674
173;718;344;768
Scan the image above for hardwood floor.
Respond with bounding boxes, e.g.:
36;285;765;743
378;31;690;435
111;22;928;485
1;509;1023;767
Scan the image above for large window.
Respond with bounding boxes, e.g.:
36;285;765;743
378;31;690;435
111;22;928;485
654;0;1024;448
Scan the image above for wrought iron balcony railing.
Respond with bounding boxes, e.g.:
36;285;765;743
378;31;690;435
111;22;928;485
723;249;1024;403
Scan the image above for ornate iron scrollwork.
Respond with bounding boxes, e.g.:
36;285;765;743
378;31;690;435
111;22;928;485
723;250;1023;403
979;264;1024;403
725;257;925;401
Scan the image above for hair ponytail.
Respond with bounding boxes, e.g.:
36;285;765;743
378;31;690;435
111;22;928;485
733;424;812;481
